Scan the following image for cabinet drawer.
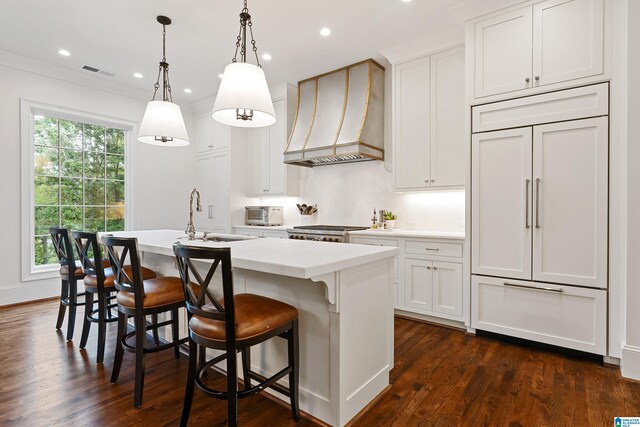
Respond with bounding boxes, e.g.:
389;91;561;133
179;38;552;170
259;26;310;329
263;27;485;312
472;83;609;132
235;229;263;237
471;275;606;355
405;240;462;258
262;230;288;239
349;237;398;247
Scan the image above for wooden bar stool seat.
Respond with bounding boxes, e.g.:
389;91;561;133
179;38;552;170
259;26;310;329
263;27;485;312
174;244;300;427
102;235;187;408
189;294;298;342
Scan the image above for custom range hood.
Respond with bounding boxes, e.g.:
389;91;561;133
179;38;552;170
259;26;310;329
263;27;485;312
284;59;385;167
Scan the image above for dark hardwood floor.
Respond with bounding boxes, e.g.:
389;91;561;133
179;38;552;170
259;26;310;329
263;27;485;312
1;300;638;426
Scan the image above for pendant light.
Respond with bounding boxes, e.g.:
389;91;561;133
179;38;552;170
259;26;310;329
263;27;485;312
212;0;276;128
138;16;190;146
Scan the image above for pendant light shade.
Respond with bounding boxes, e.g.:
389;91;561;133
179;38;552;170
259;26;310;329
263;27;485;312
137;16;190;146
212;0;275;128
138;100;189;146
212;62;276;128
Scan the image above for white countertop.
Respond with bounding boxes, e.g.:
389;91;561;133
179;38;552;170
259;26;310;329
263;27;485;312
109;230;398;280
349;229;465;239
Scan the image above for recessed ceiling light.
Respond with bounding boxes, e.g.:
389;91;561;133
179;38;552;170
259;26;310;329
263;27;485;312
402;0;412;2
218;74;224;79
320;27;331;37
184;88;192;94
133;73;143;79
262;53;272;61
58;49;70;57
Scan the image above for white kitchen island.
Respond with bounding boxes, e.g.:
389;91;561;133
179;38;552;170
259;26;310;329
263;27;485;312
108;229;398;426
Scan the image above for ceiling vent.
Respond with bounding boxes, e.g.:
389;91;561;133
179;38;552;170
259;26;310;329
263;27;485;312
82;65;116;77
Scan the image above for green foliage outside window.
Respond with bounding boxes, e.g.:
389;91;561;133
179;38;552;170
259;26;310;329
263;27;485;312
33;115;126;266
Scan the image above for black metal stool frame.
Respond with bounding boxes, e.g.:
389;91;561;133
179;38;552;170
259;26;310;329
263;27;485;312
72;231;118;363
173;244;300;427
50;227;85;341
102;235;185;408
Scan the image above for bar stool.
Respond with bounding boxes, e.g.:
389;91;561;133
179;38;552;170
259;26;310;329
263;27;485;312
173;244;300;427
102;235;187;408
73;231;158;363
50;227;87;341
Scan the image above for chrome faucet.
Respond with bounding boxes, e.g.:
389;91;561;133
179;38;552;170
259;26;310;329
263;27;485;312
185;188;202;240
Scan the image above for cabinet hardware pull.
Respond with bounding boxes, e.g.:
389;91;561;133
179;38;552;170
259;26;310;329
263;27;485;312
207;145;213;148
535;178;541;228
433;266;438;270
424;179;429;183
426;266;432;270
534;76;540;81
525;179;530;228
263;189;269;192
208;205;213;219
431;179;435;183
503;281;563;293
525;77;530;83
425;248;440;251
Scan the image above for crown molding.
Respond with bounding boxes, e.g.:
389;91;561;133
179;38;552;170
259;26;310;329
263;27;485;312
0;49;193;113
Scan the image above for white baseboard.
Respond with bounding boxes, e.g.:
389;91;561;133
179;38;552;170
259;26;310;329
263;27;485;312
0;277;59;306
621;344;640;380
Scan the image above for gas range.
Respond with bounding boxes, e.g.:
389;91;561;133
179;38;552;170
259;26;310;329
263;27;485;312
286;225;369;243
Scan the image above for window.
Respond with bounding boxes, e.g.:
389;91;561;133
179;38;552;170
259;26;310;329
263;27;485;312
32;114;127;266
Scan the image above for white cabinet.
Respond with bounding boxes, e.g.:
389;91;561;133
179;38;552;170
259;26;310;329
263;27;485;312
350;235;464;323
471;117;608;288
404;259;463;319
471;0;606;101
394;46;465;191
234;226;289;239
195;149;230;234
471;128;533;280
474;7;533;98
472;275;607;354
248;85;299;197
194;113;231;154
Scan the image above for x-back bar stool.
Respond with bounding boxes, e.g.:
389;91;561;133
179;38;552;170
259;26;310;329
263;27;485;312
174;244;300;427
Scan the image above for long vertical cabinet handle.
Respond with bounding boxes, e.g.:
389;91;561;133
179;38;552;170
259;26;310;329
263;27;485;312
525;179;530;228
535;178;541;229
208;205;213;219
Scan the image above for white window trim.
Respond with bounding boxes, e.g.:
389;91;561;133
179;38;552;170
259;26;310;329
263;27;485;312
20;98;137;281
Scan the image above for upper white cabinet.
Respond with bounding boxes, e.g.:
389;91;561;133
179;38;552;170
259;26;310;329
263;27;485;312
394;46;465;191
247;85;299;197
194;113;231;154
195;149;230;233
471;0;607;102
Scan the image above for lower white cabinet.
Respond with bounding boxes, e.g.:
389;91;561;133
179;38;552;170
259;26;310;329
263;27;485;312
350;235;465;324
405;259;463;319
471;275;606;354
234;226;289;239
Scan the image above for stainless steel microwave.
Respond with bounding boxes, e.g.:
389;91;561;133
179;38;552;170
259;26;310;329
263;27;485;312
245;206;284;226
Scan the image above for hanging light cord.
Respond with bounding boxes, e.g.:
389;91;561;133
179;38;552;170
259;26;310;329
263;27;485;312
232;0;262;68
151;23;173;102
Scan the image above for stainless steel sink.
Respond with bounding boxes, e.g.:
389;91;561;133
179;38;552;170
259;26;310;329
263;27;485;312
175;233;256;243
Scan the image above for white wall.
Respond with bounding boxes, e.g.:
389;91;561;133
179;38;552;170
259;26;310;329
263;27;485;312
0;51;195;306
622;0;640;378
263;162;464;230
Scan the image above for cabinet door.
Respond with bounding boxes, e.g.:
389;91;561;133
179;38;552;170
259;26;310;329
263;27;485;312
404;259;432;312
212;120;230;150
394;57;430;190
195;153;214;231
532;0;604;87
211;149;230;232
432;262;463;317
472;128;533;279
474;7;533;98
267;99;286;195
248;127;269;196
194;114;213;154
532;117;608;288
430;47;465;188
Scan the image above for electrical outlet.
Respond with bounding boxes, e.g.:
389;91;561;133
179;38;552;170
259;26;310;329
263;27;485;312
406;222;417;230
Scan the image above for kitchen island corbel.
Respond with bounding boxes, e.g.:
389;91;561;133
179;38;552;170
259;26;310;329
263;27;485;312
108;230;398;426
